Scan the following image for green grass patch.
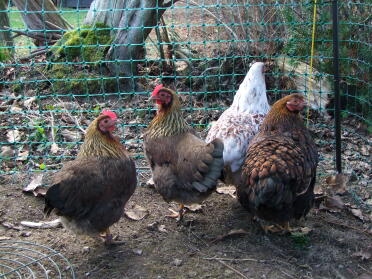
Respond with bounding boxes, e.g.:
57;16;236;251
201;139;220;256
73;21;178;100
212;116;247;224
7;7;88;57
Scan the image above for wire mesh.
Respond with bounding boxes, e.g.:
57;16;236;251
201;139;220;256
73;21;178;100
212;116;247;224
0;0;370;188
0;240;75;278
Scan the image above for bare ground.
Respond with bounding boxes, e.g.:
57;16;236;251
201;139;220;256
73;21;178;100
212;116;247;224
0;171;371;279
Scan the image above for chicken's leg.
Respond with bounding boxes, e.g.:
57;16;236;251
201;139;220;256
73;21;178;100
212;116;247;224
166;204;185;221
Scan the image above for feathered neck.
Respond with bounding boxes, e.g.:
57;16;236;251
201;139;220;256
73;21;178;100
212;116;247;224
230;65;270;115
260;95;305;132
147;91;190;138
77;117;127;158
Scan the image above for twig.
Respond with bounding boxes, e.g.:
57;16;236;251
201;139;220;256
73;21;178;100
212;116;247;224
21;219;62;229
45;20;66;32
5;27;61;41
357;264;372;275
215;259;249;279
58;101;86;134
280;269;297;279
203;257;263;263
319;215;371;236
183;0;239;41
18;49;49;61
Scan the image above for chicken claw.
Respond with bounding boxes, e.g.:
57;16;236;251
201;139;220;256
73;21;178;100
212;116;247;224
166;204;185;222
100;228;125;246
261;222;291;234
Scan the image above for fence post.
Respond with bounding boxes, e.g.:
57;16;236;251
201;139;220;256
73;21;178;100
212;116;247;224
332;0;342;173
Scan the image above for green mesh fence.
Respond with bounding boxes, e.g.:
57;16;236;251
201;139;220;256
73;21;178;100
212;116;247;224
0;0;370;187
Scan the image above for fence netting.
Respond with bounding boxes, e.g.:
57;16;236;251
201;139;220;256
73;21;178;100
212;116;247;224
0;0;370;198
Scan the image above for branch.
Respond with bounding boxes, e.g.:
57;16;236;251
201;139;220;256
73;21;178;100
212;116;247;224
162;0;181;8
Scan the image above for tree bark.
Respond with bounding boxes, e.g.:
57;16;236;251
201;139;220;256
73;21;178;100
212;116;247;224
12;0;71;45
0;0;13;49
84;0;179;90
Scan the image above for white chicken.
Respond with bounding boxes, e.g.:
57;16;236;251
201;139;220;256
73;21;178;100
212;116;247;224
206;62;270;185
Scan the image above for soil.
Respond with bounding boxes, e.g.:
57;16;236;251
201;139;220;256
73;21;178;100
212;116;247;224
0;169;371;279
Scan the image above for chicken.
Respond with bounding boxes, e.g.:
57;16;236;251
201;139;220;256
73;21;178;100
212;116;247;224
44;110;137;245
144;85;224;220
206;62;270;185
237;94;318;233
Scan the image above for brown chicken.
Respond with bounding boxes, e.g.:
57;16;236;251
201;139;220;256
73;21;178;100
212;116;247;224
44;110;137;245
144;85;224;220
237;94;318;233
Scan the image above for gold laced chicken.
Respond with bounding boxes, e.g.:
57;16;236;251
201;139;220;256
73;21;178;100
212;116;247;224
44;110;137;245
144;85;224;220
237;94;318;233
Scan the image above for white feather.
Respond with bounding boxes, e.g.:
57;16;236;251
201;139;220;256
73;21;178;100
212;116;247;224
206;62;270;173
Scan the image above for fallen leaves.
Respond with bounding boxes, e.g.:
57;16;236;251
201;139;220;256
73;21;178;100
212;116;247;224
184;204;203;212
2;221;24;231
320;195;344;212
61;129;82;142
216;186;236;198
352;245;372;261
124;205;149;221
6;130;22;143
22;174;47;197
349;208;365;222
325;174;349;195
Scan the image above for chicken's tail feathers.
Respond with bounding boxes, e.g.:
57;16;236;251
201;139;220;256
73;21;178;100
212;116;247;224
192;138;224;192
252;177;293;209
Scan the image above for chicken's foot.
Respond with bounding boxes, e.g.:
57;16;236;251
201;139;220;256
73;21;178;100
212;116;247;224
261;222;291;234
100;228;125;246
166;204;186;222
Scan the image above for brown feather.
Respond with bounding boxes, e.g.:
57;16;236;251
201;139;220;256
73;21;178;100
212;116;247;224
237;94;318;224
144;87;224;205
44;113;137;236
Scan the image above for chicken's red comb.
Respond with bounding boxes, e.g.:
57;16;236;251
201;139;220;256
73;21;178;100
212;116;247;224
101;110;117;120
151;84;164;96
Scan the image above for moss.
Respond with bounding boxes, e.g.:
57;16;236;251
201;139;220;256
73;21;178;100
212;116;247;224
0;47;11;62
52;23;112;63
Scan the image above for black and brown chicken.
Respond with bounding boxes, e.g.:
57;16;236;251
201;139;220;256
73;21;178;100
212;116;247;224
237;94;318;233
44;110;137;245
143;85;224;220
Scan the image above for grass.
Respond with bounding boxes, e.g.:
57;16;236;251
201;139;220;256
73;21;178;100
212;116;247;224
7;7;88;57
8;7;88;29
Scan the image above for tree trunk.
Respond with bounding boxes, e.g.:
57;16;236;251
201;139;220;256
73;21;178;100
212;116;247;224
0;0;13;49
84;0;126;28
84;0;179;90
12;0;71;46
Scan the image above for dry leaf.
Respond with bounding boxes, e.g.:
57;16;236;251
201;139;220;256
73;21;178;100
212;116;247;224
216;186;236;198
350;208;364;221
352;246;372;261
357;274;372;279
1;146;13;158
23;97;36;109
158;224;167;233
325;174;349;195
0;236;11;240
61;129;82;142
2;221;23;231
291;226;313;235
320;195;344;212
184;204;203;212
50;143;59;154
17;150;29;161
211;229;249;244
23;174;46;197
7;130;21;143
124;205;149;221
